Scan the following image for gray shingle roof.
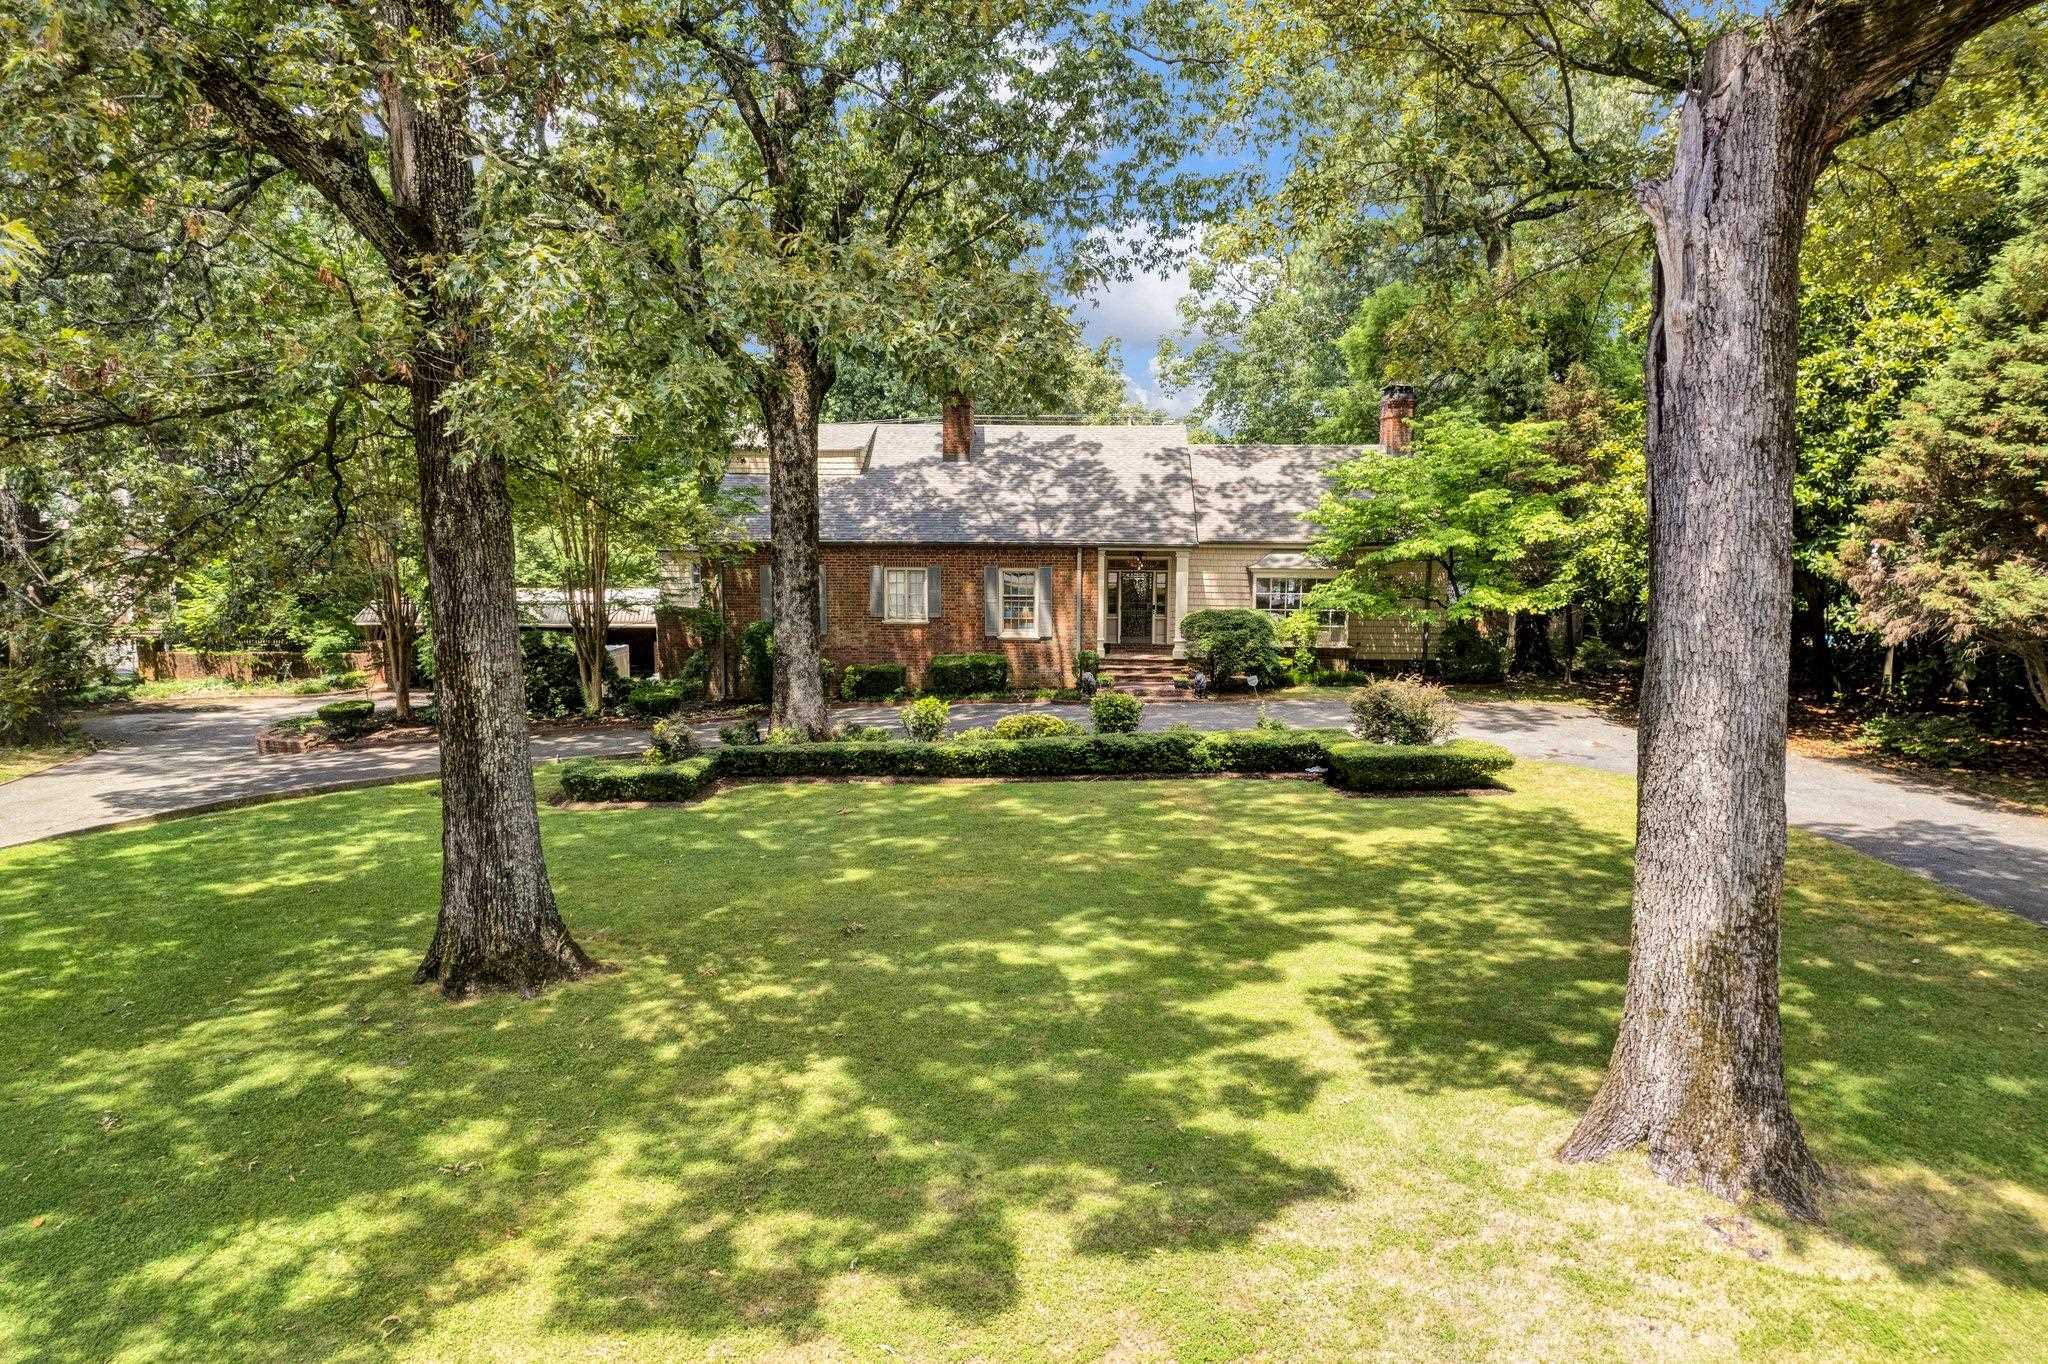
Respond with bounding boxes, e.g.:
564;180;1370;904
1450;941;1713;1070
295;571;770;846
716;423;1373;548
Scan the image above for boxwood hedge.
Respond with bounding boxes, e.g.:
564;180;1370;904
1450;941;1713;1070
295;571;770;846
559;755;719;803
1323;738;1515;791
557;731;1513;804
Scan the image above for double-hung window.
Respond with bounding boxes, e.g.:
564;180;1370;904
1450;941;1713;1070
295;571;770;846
883;567;928;623
1254;575;1347;645
999;568;1039;638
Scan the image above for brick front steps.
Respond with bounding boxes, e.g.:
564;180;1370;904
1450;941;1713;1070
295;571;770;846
1101;647;1184;701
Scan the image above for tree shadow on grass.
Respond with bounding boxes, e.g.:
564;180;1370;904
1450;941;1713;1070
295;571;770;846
0;780;1352;1357
1300;784;2048;1293
2;773;2043;1361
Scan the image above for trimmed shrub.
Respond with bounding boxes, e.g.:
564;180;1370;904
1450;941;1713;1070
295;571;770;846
953;726;998;744
560;755;718;802
1252;703;1288;732
764;726;802;746
1181;608;1288;687
1436;620;1507;684
315;698;377;737
1860;713;1990;767
1197;727;1345;771
993;712;1078;739
1324;739;1514;791
563;726;1509;802
646;718;698;763
1090;689;1143;733
718;718;762;747
628;679;688;717
900;695;951;742
926;652;1009;696
833;722;892;742
840;662;908;701
1349;677;1457;745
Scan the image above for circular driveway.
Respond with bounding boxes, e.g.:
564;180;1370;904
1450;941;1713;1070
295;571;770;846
3;694;2042;928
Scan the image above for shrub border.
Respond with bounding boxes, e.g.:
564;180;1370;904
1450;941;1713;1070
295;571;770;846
557;731;1514;804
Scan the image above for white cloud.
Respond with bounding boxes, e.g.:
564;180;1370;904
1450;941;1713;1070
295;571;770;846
1067;230;1200;417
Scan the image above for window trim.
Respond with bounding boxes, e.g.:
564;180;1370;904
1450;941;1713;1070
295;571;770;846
1253;574;1349;645
882;565;929;624
998;566;1042;639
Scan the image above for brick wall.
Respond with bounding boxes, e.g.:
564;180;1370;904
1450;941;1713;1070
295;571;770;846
689;546;1093;690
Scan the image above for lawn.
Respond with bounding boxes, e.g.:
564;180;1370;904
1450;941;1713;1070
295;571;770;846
0;732;93;784
0;766;2041;1362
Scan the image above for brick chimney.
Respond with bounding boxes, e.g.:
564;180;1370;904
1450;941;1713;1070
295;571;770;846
1378;384;1415;452
941;391;974;461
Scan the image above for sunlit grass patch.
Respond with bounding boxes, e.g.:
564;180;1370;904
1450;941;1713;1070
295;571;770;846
0;764;2041;1361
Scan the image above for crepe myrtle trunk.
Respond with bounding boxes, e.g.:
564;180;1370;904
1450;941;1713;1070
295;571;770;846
1558;27;1831;1217
756;342;832;738
408;308;595;996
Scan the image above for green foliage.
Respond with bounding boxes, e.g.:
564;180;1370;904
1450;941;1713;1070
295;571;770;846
1180;609;1287;686
952;727;998;744
646;719;699;765
926;653;1010;697
840;663;908;701
1090;690;1144;734
718;719;762;747
314;700;376;738
559;755;718;803
1076;650;1101;678
1436;621;1507;684
1842;194;2048;713
523;631;625;718
1348;678;1457;745
627;679;689;718
1572;638;1627;676
1323;739;1515;792
899;696;952;743
765;727;803;746
993;713;1079;740
1859;714;1992;768
832;723;893;743
740;621;776;701
568;726;1486;791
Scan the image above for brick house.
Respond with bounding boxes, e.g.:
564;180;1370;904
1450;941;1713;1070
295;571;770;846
660;390;1428;699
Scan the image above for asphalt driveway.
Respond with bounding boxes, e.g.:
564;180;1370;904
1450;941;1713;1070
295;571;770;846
3;693;2042;927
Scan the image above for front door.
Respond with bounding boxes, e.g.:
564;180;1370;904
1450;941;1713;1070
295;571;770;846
1114;567;1169;645
1118;570;1152;646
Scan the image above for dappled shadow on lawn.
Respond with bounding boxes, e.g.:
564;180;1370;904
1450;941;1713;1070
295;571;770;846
0;772;2042;1360
1302;783;2048;1293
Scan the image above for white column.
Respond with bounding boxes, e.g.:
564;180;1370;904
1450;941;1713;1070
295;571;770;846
1172;549;1191;659
1096;548;1108;648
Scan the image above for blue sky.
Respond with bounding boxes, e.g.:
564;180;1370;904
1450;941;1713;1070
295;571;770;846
1071;248;1199;415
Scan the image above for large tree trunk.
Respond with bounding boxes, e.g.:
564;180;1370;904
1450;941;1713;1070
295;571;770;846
757;343;831;738
391;0;593;996
1559;29;1828;1219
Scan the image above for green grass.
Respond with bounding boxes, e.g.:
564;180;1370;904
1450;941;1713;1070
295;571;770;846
1;766;2042;1362
0;731;93;784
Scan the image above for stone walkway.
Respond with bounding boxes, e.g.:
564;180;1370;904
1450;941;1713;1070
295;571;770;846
3;693;2042;927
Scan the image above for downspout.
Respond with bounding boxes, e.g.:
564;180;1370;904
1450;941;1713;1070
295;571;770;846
1074;547;1083;686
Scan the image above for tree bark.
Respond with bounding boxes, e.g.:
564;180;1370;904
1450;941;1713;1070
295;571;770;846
1558;1;2043;1220
757;341;831;737
385;0;592;996
1558;27;1828;1219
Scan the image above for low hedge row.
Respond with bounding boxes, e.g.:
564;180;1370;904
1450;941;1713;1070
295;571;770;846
559;730;1513;801
560;754;718;802
1323;738;1516;791
926;652;1009;696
